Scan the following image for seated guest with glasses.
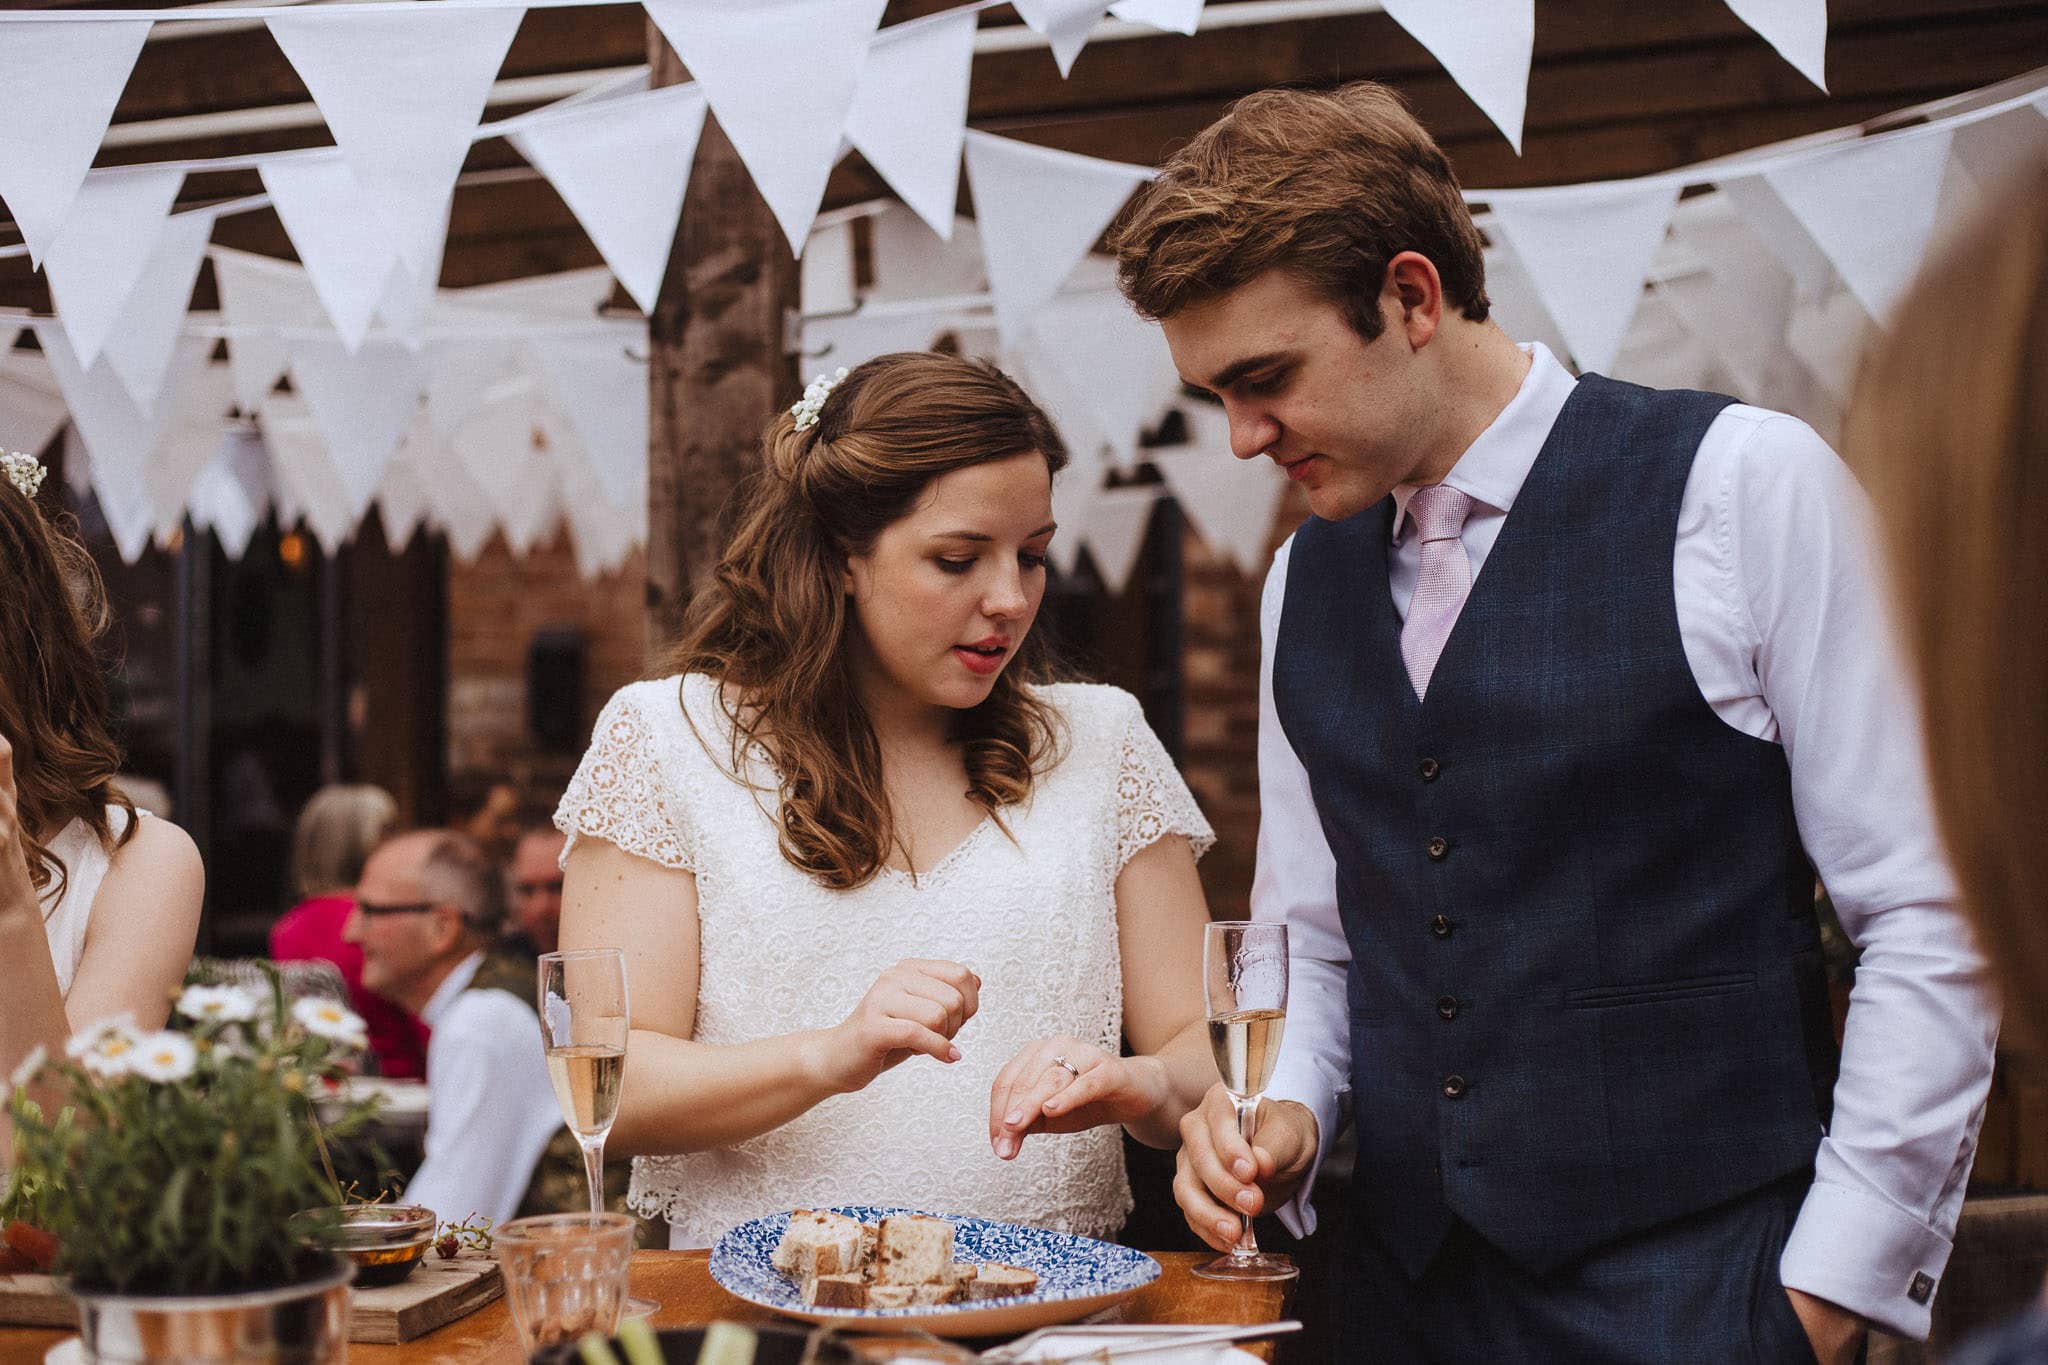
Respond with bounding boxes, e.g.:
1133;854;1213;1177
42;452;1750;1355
345;829;564;1225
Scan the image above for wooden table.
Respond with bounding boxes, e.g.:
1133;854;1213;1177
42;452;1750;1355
0;1250;1293;1363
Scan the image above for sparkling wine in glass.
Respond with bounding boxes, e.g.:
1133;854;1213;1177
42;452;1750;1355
1193;920;1299;1282
537;948;655;1315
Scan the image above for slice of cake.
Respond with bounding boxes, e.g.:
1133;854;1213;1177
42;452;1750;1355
964;1263;1039;1300
803;1273;869;1309
873;1214;954;1286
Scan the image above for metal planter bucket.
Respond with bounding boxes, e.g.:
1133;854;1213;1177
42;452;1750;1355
68;1257;354;1364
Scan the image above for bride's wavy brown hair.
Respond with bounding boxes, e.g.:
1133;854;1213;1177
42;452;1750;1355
0;471;136;910
664;352;1070;889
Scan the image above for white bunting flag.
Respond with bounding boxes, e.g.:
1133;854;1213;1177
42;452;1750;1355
644;0;888;255
0;20;152;269
870;204;987;300
1609;294;1719;394
1081;485;1161;595
1723;0;1827;93
0;356;69;461
1108;0;1205;36
1012;0;1110;77
425;338;524;437
372;198;451;351
187;428;270;561
1764;126;1955;323
1023;289;1180;470
1476;227;1572;362
450;378;564;556
1154;409;1288;574
1047;441;1103;577
259;153;403;351
1953;102;2048;206
1715;175;1838;302
509;84;708;313
266;6;521;275
530;333;650;516
1783;283;1872;405
212;248;327;414
963;131;1153;348
262;396;358;556
440;267;617;320
148;350;238;538
103;209;217;410
847;11;977;241
42;166;183;369
1489;180;1678;373
32;321;179;562
802;309;945;371
1381;0;1533;152
1657;200;1795;398
286;337;425;518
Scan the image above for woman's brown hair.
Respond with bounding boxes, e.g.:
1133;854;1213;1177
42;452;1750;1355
663;352;1070;890
0;465;136;908
1846;169;2048;1058
1111;80;1490;340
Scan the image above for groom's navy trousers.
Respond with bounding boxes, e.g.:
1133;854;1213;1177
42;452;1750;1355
1273;376;1839;1359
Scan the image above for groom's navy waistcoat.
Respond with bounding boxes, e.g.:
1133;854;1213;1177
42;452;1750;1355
1273;374;1836;1278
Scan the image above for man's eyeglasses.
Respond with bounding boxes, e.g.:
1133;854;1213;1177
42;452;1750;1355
354;899;442;918
514;879;564;899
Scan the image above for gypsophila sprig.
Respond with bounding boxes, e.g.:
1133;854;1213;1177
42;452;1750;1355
3;969;381;1295
1;450;45;499
789;367;848;433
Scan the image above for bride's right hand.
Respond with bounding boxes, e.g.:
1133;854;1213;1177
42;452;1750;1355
803;958;980;1095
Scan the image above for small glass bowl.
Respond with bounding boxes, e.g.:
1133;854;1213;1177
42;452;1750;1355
299;1203;438;1288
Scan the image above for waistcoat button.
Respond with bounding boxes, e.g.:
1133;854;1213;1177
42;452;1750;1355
1437;996;1459;1020
1431;915;1453;938
1420;758;1440;781
1442;1075;1467;1099
1427;836;1449;860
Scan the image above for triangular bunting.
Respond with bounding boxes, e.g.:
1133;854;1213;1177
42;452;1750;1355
148;350;237;540
509;83;708;313
1080;485;1160;595
1715;175;1838;302
962;131;1153;348
33;321;180;562
1488;180;1678;373
102;210;216;410
1476;226;1572;361
1952;102;2048;206
262;396;359;556
1657;201;1795;398
1763;127;1955;323
1381;0;1533;152
1022;290;1181;471
212;247;327;413
0;20;152;268
372;198;451;351
644;0;888;255
802;309;944;371
1108;0;1205;36
450;377;564;556
266;6;521;275
425;338;524;437
1154;409;1288;574
1724;0;1827;93
259;153;403;351
187;427;270;561
0;355;69;460
1048;444;1104;576
42;166;183;369
847;11;976;241
529;333;650;515
286;337;424;517
1012;0;1110;77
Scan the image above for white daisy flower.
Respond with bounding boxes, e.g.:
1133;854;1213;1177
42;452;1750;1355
131;1033;198;1084
291;998;368;1049
9;1044;48;1091
64;1013;137;1060
75;1023;146;1081
177;984;260;1024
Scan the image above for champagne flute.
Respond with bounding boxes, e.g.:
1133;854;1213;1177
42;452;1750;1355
536;948;656;1315
1192;920;1299;1282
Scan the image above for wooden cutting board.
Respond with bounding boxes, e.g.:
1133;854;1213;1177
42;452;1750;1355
0;1254;501;1344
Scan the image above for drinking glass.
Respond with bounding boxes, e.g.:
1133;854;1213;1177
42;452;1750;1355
496;1211;635;1354
536;949;655;1315
1192;920;1299;1282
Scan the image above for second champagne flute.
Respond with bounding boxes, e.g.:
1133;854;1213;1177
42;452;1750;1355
1193;919;1298;1282
536;948;655;1315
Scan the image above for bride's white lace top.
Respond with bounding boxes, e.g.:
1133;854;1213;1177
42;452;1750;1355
555;674;1213;1248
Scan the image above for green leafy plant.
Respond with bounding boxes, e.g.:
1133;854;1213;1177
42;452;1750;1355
4;970;380;1295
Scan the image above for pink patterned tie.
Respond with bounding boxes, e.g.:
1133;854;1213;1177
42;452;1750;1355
1400;484;1475;700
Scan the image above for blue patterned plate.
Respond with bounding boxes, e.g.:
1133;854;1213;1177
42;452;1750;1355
709;1206;1161;1337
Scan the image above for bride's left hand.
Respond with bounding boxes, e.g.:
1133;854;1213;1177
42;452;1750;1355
988;1037;1168;1160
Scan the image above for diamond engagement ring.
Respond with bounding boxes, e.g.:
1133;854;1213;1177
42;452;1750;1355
1051;1054;1081;1078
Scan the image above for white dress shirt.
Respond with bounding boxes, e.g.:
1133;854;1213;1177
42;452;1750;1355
403;951;564;1228
1255;343;1998;1339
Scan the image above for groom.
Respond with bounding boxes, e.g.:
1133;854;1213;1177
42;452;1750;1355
1112;82;1998;1361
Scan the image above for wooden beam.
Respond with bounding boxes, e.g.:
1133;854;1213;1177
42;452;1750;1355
642;25;800;661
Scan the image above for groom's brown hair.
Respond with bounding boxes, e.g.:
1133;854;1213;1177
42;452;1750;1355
1111;81;1489;341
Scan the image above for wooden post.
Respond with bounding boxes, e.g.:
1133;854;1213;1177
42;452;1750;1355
644;28;802;662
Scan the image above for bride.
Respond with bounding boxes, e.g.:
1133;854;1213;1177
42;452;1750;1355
554;353;1219;1247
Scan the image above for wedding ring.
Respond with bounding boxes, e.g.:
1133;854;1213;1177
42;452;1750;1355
1051;1054;1081;1078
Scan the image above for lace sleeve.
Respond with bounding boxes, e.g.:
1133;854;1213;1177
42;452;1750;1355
554;686;696;871
1112;695;1217;873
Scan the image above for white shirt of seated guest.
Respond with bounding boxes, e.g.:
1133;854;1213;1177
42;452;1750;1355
402;950;562;1229
1255;341;1997;1342
554;675;1214;1249
40;805;147;998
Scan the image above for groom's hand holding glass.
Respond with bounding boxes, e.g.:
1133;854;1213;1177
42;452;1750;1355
1174;1080;1320;1250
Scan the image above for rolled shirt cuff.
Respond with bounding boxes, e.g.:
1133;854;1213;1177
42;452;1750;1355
1262;1060;1345;1240
1779;1177;1957;1340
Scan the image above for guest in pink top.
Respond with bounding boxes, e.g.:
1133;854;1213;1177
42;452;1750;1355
270;784;428;1079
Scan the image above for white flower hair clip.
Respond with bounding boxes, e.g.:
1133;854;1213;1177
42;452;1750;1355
790;367;849;433
2;450;46;500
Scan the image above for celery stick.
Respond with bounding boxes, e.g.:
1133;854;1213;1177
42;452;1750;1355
617;1315;665;1365
695;1321;757;1365
576;1332;625;1365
